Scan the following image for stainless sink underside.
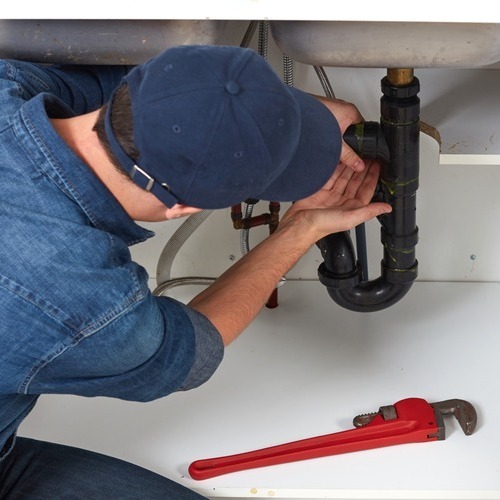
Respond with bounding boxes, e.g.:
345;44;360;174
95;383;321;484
271;21;500;68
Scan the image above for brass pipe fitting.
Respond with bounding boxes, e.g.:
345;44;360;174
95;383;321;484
386;68;414;86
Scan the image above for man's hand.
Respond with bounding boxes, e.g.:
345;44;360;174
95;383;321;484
314;95;367;172
278;160;392;244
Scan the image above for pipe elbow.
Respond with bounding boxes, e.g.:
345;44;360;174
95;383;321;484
318;269;414;313
317;231;418;313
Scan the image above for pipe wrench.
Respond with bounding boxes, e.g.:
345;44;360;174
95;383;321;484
189;397;477;480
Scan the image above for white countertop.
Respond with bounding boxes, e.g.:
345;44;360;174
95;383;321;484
3;1;500;22
19;281;500;499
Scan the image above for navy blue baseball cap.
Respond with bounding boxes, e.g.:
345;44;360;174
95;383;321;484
104;45;341;209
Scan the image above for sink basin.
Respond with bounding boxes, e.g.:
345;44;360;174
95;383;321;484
0;20;229;64
270;21;500;68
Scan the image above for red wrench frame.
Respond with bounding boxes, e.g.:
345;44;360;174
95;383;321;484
189;397;477;480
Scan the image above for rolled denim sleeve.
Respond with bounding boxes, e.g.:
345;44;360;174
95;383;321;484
40;63;129;113
176;305;224;391
0;59;127;115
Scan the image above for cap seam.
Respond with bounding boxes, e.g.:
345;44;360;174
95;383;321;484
132;84;225;107
182;93;231;203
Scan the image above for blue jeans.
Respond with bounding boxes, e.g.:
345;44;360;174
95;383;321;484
0;437;206;499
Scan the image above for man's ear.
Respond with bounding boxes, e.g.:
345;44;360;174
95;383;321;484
164;204;203;220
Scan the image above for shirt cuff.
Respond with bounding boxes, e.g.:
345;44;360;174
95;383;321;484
178;306;224;391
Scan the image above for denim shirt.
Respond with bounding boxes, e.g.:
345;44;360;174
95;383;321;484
0;60;224;460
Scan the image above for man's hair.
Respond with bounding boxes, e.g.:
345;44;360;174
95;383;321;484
93;84;140;178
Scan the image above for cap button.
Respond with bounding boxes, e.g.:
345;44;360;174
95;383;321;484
225;80;240;95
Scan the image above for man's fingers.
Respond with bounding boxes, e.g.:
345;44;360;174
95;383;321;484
340;143;365;172
329;164;355;195
340;202;392;231
350;161;382;203
338;160;378;201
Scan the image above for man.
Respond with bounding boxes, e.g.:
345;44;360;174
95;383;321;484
0;45;391;497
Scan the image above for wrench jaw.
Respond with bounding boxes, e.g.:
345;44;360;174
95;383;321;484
430;399;478;437
353;398;477;441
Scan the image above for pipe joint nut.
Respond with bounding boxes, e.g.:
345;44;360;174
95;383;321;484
381;77;420;98
381;227;419;249
382;261;419;284
318;262;360;290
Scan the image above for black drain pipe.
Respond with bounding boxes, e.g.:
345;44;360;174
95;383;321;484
317;69;419;312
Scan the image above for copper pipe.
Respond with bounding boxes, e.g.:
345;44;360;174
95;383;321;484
231;203;280;230
386;68;414;86
230;201;281;308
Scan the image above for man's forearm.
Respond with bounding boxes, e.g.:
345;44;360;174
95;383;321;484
188;222;312;346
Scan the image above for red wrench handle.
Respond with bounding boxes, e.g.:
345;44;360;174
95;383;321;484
189;398;438;480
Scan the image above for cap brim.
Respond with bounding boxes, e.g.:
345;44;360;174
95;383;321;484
255;87;341;203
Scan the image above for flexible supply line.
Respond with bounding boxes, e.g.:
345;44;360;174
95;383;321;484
240;202;254;256
313;66;335;99
283;54;293;87
258;20;269;60
154;277;215;297
154;210;216;296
